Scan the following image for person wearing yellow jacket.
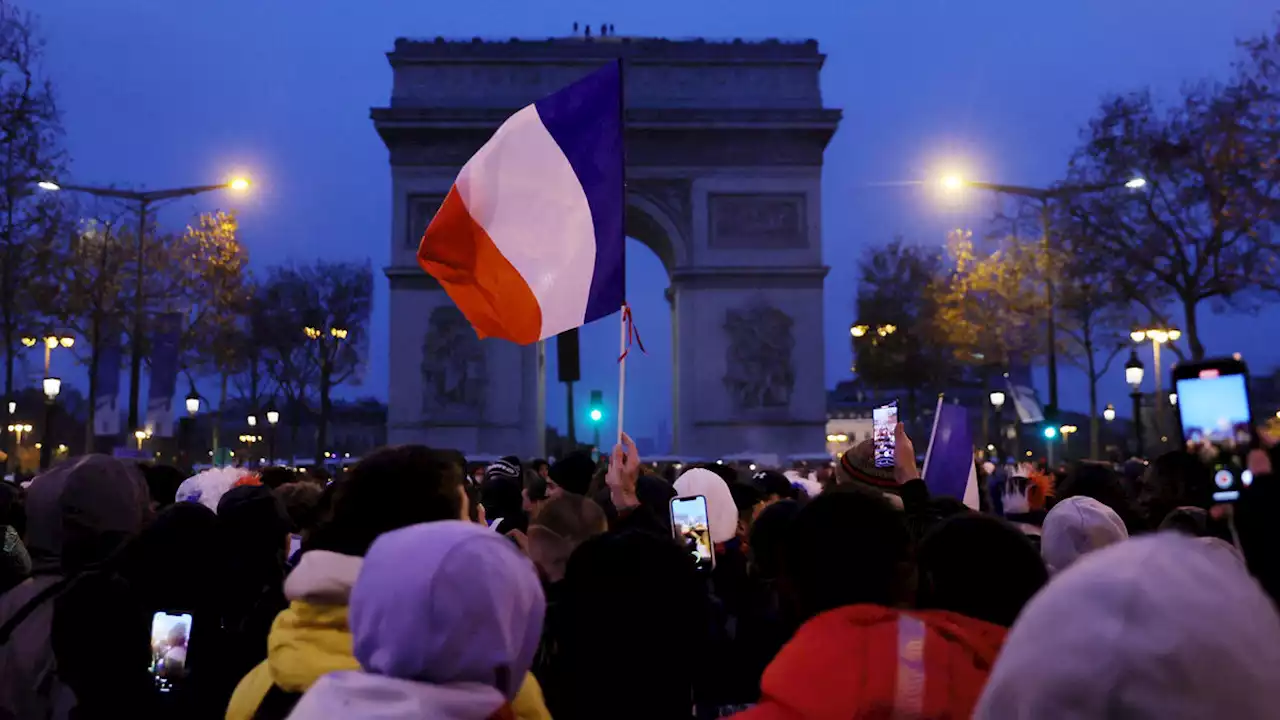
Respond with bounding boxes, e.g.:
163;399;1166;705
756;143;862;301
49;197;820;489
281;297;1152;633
226;446;550;720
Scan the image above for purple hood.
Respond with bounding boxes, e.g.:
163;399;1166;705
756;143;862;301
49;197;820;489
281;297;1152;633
349;520;544;700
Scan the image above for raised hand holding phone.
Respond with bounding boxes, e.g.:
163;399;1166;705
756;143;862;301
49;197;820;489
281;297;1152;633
607;431;641;512
893;422;919;485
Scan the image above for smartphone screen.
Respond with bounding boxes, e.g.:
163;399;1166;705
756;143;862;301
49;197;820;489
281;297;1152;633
1175;363;1254;503
149;611;193;692
873;401;898;468
670;495;715;572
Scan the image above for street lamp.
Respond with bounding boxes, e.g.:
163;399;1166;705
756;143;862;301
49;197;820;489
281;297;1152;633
1103;404;1116;422
1169;392;1178;406
185;388;201;417
265;402;279;463
989;389;1007;460
21;334;74;375
1126;350;1146;458
247;414;257;428
37;176;252;433
936;173;1146;415
37;377;59;470
8;423;31;446
1131;327;1179;429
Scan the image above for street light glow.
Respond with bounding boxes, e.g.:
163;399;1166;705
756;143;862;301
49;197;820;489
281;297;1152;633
229;177;251;191
850;324;868;338
1103;404;1116;422
940;175;965;192
37;181;60;191
1124;177;1147;189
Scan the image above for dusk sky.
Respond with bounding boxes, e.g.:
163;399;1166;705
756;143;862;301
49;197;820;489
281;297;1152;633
33;0;1280;445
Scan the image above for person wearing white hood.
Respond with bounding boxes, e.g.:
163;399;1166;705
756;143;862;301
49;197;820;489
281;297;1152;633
674;468;740;547
287;521;545;720
1039;495;1129;574
975;532;1280;719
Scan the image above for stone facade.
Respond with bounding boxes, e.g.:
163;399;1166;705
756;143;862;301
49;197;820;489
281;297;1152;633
375;35;840;458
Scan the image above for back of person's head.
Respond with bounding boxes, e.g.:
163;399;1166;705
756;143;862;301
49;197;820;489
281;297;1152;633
275;481;324;535
350;522;543;695
0;481;25;537
549;452;595;496
1158;505;1209;535
559;529;707;719
699;462;739;488
308;445;464;557
1139;450;1214;528
304;466;332;486
674;468;738;544
749;499;802;581
480;470;525;534
257;465;297;491
1040;495;1129;573
126;501;219;610
24;454;150;574
217;485;291;564
140;463;184;511
975;533;1280;719
1056;461;1141;533
752;469;797;502
528;493;607;583
728;481;762;531
917;513;1047;627
781;485;911;620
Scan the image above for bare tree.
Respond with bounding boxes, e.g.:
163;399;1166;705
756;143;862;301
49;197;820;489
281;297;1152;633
258;261;372;465
0;3;64;418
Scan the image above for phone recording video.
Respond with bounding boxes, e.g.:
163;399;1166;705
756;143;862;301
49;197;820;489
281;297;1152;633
670;495;715;572
149;611;193;693
873;401;898;469
1174;359;1255;503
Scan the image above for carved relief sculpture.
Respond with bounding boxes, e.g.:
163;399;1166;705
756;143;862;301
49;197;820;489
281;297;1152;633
723;304;796;410
421;306;488;418
709;194;807;250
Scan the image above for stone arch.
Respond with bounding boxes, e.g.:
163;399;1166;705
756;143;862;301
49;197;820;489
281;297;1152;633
375;36;840;459
625;192;686;275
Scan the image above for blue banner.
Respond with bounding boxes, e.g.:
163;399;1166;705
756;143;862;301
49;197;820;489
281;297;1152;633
93;322;122;436
922;397;976;503
145;312;182;437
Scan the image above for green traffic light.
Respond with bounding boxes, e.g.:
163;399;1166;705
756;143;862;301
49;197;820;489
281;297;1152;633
1043;426;1058;439
589;408;603;423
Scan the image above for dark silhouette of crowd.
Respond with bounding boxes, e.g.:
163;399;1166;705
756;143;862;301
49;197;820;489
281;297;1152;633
1;421;1279;719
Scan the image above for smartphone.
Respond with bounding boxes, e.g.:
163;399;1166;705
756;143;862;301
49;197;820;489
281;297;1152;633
149;611;193;692
873;401;898;469
1173;357;1256;503
670;495;715;572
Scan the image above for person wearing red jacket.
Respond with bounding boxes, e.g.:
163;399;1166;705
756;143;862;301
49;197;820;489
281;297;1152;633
733;485;1007;720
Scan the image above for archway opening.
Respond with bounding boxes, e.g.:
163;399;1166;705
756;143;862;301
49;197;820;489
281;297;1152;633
543;202;677;459
543;237;672;457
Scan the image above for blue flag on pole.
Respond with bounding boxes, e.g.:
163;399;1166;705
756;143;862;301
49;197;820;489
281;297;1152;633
922;396;980;508
93;322;122;436
145;313;182;437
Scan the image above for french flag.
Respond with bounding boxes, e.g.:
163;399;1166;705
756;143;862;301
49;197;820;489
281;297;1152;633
418;61;625;345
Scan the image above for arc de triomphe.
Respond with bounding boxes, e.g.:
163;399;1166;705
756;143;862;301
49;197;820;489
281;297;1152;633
373;35;841;459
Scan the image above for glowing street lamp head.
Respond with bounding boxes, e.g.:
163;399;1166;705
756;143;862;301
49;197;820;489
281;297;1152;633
940;175;965;192
850;324;868;338
37;181;60;191
229;177;251;191
1124;177;1147;190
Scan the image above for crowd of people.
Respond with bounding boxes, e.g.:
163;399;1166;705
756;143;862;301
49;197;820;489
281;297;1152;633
0;422;1279;719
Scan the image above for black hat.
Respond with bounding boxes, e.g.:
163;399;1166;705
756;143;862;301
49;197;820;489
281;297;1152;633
485;456;523;484
751;469;796;500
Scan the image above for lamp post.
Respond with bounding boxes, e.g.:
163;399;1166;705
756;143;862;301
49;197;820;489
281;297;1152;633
265;402;279;465
1059;424;1079;458
1103;404;1116;423
303;325;348;466
8;423;31;447
40;377;60;469
1130;328;1179;435
37;177;251;433
989;389;1006;460
182;386;201;471
938;175;1145;414
1126;350;1146;458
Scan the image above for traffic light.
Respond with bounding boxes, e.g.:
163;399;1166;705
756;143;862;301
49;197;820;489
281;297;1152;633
588;390;604;424
1043;426;1058;439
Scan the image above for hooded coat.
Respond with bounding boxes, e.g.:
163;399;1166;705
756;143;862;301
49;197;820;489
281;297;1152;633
286;521;545;720
0;455;151;719
732;605;1006;720
229;549;550;720
976;533;1280;719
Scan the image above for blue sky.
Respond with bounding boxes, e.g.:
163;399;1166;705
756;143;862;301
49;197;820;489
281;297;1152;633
32;0;1280;445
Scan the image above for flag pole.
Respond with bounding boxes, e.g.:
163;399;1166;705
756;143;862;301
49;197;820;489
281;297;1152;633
616;56;627;446
618;304;627;444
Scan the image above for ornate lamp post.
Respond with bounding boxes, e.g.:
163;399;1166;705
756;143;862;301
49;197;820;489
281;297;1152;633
989;389;1006;459
265;402;280;464
1126;351;1146;458
39;377;60;469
